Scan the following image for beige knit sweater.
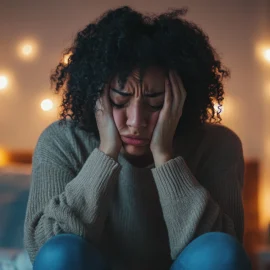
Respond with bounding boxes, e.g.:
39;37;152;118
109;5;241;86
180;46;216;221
24;120;245;270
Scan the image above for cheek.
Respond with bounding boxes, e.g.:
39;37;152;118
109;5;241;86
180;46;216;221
148;112;160;133
112;109;126;130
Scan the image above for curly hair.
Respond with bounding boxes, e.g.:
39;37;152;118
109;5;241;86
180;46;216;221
50;6;229;140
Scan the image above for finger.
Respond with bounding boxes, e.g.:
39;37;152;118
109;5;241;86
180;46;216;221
95;96;102;112
164;76;172;111
96;84;109;113
169;71;181;106
101;84;111;112
170;71;186;110
174;72;187;107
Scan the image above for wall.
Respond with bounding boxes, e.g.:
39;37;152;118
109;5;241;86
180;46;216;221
0;0;269;228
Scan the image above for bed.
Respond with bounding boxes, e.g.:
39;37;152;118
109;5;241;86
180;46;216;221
0;159;260;270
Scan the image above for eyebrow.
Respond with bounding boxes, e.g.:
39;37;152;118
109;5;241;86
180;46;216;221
111;88;164;98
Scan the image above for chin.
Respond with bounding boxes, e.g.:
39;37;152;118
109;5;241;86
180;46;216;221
121;144;149;157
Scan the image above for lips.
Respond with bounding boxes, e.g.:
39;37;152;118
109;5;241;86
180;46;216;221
121;136;148;146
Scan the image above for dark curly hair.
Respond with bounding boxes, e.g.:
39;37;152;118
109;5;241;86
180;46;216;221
50;6;229;140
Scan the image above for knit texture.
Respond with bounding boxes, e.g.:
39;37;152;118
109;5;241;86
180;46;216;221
24;120;245;270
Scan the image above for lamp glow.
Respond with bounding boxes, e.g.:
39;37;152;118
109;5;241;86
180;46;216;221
214;102;224;115
264;49;270;62
0;148;9;166
22;44;33;56
0;76;8;90
41;99;53;111
17;39;38;60
63;52;73;65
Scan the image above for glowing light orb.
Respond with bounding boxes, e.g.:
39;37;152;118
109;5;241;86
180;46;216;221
0;76;8;90
22;44;33;56
264;49;270;62
41;99;54;111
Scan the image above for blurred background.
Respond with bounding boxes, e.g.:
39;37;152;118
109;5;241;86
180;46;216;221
0;0;269;269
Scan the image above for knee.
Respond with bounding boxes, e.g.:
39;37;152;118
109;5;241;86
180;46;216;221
33;233;107;270
171;232;251;270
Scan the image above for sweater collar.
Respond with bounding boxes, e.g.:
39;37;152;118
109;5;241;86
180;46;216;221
118;151;155;171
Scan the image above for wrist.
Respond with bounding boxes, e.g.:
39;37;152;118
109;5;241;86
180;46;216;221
98;146;119;161
153;151;173;167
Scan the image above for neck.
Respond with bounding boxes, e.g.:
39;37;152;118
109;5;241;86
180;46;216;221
122;150;154;168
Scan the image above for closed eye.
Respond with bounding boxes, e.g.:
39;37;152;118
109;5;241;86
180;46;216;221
109;89;164;110
108;96;126;108
109;98;163;111
111;88;132;97
149;104;163;110
111;88;165;98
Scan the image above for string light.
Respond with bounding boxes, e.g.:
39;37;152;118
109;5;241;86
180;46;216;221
264;49;270;62
0;148;9;167
213;102;224;115
255;43;270;64
17;39;38;60
22;44;33;56
41;99;54;111
63;52;73;65
0;75;8;90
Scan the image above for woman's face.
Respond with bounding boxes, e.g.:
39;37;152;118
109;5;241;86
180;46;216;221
110;66;166;159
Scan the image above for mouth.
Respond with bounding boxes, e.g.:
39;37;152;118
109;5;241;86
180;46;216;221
121;136;149;146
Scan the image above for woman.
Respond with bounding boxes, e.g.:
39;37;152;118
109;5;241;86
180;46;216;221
24;6;251;270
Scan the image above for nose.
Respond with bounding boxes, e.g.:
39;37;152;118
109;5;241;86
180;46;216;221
126;102;147;129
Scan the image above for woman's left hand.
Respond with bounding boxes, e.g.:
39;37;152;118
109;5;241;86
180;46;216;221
150;71;186;163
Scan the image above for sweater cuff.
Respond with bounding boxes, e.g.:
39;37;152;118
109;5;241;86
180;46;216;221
67;148;121;198
151;156;201;202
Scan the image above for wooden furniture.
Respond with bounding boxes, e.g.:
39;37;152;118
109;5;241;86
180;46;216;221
243;160;261;269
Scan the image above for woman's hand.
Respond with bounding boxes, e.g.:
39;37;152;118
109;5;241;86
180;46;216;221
150;71;186;165
95;84;122;160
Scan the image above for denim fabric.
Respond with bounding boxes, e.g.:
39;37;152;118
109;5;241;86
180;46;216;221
170;232;252;270
33;234;109;270
33;232;252;270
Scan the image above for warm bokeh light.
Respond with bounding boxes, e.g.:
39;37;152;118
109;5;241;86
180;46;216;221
17;39;38;60
259;176;270;230
0;75;8;90
0;148;9;166
22;44;33;56
63;52;73;65
223;97;236;119
264;49;270;62
255;43;270;64
213;102;224;115
212;96;235;120
259;138;270;230
41;99;54;111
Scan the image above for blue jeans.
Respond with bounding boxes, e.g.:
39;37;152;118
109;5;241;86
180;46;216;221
33;232;252;270
170;232;252;270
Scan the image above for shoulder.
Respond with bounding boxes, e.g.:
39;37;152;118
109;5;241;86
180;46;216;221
33;120;99;170
200;123;244;168
36;119;91;143
202;123;243;151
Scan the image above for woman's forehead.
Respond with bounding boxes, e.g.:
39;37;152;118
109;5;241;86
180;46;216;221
112;67;166;89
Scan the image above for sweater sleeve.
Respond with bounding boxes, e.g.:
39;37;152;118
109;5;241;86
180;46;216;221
24;147;121;263
151;133;245;261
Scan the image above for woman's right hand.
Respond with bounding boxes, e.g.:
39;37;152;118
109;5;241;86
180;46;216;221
95;84;122;160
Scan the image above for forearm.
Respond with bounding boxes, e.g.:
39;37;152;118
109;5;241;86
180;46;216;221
161;191;237;260
151;156;242;260
65;148;121;236
24;148;121;263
